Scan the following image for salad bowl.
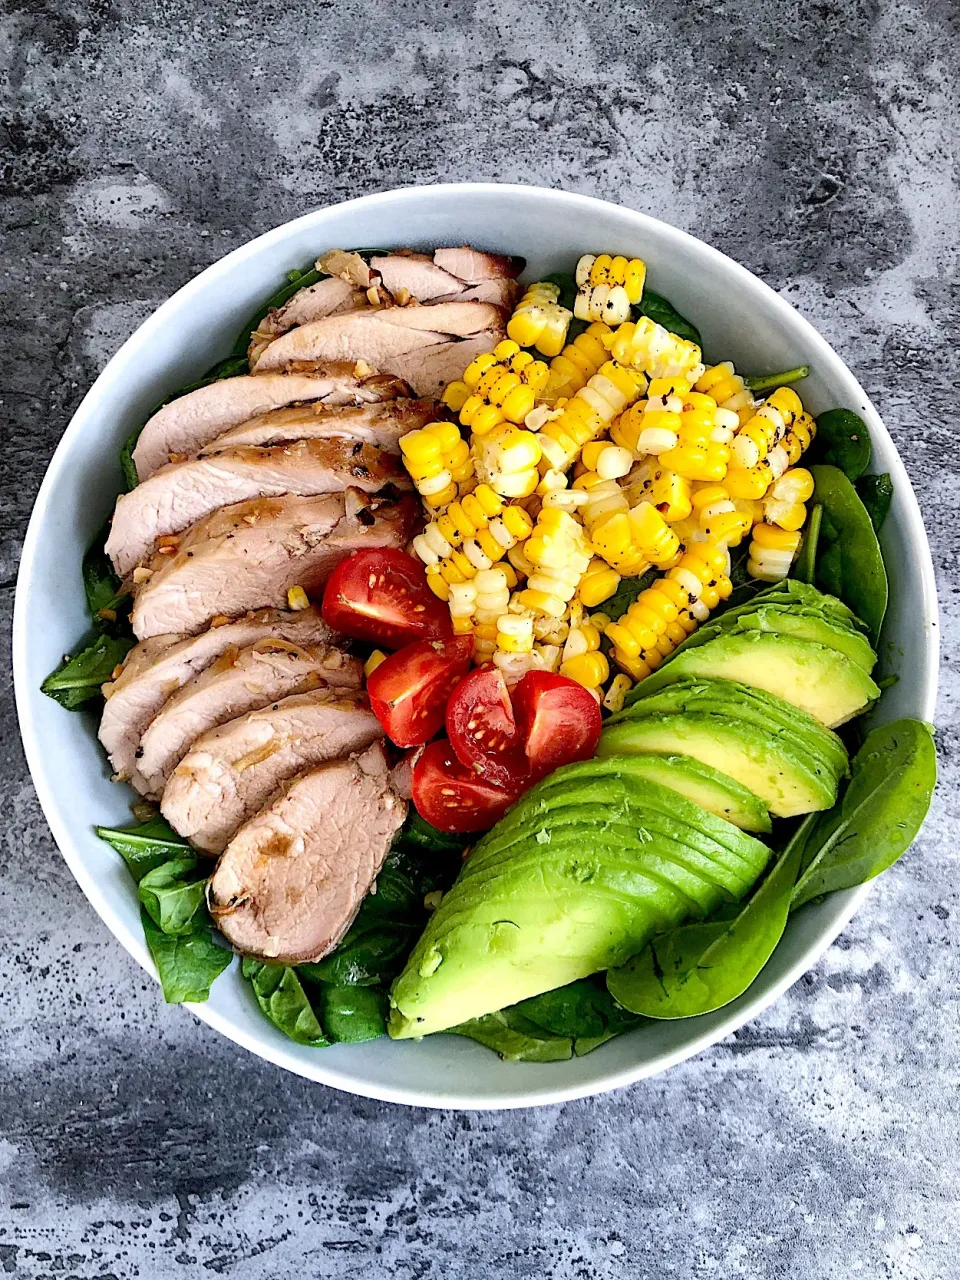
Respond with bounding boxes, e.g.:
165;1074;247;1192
13;183;938;1109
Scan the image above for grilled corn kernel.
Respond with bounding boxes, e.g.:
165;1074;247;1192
559;650;610;689
731;387;804;470
286;585;310;611
763;467;815;531
507;282;573;358
602;672;633;713
577;559;622;608
542;323;613;404
538;361;645;472
747;523;802;582
473;424;542;498
603;317;704;382
574;254;647;324
363;649;388;678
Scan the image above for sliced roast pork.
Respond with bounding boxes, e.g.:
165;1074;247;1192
369;253;466;302
132;368;410;481
196;398;436;457
208;743;406;963
131;639;361;799
161;689;382;853
435;278;521;308
387;332;500;399
107;438;409;577
131;489;419;640
432;246;524;282
99;606;334;781
248;277;366;365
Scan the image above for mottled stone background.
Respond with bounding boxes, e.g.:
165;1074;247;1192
2;0;958;1276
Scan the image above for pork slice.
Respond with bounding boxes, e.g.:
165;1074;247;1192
388;331;501;399
251;311;450;374
208;743;406;963
99;606;334;780
372;300;504;336
132;369;407;481
433;246;525;282
132;639;361;799
433;278;521;308
196;399;436;457
248;277;367;364
107;438;409;577
370;253;467;301
131;489;419;640
162;689;382;853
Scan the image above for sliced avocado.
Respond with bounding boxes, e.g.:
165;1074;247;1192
600;752;771;833
721;578;866;629
618;676;849;779
598;712;841;818
632;631;880;728
662;604;876;673
388;761;771;1038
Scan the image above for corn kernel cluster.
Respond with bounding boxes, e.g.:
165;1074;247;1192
395;252;822;703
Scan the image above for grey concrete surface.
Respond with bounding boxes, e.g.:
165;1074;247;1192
2;1;958;1276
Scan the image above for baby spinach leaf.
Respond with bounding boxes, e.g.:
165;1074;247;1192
513;978;644;1054
636;289;701;347
399;811;471;857
809;408;872;480
791;719;936;909
540;270;577;313
241;957;329;1046
301;924;419;988
607;827;803;1019
82;522;122;620
316;984;388;1044
41;633;135;710
96;816;191;882
856;473;894;533
744;365;810;391
449;1008;573;1062
141;908;232;1003
137;854;209;936
792;503;823;585
809;465;888;640
598;568;659;622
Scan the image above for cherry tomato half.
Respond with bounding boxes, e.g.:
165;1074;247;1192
321;548;451;649
513;671;602;778
446;665;530;790
412;739;525;834
367;635;473;748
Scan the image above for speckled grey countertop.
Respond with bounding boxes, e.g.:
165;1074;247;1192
2;2;958;1276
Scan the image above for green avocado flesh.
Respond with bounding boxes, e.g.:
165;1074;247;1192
632;630;879;727
388;762;771;1039
599;678;847;818
663;603;877;673
596;752;772;833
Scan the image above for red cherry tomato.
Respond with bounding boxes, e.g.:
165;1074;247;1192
412;739;524;834
321;548;451;648
445;665;530;789
513;671;602;778
367;636;473;748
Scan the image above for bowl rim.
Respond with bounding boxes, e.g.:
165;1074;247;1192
13;181;940;1109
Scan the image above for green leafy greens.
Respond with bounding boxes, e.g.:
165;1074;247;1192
809;464;888;640
636;288;701;346
140;908;232;1004
41;633;135;710
809;408;872;480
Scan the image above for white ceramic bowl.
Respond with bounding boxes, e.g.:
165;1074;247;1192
14;183;939;1109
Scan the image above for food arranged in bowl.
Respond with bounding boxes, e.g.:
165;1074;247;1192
41;242;936;1063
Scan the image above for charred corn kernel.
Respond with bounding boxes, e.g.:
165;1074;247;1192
473;424;542;498
611;377;691;455
589;611;612;631
580;439;634;480
518;508;593;617
286;585;309;611
602;672;633;713
448;582;477;635
696;361;758;425
452;340;550;436
412;485;504;565
400;421;474;506
747;523;802;582
425;565;450;600
622;460;693;523
724;439;790;502
604;317;704;382
574;254;647;324
731;387;804;470
763;467;814;531
593;500;681;575
577;559;622;607
507;283;573;358
605;543;731;675
495;611;535;655
689;484;753;547
782;410;816;465
575;474;629;536
559;650;610;689
429;507;533;587
656;391;731;482
364;649;388;678
493;648;539;684
562;622;602;663
542;323;612;404
538;361;645;472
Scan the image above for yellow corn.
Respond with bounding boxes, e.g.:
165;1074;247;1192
518;508;593;618
622;460;693;524
603;317;704;382
574;254;647;324
286;585;309;611
747;523;802;582
542;323;613;404
577;558;622;608
473;424;542;498
602;672;633;713
605;543;732;679
763;467;815;532
573;472;629;538
399;420;474;508
688;484;753;547
447;582;477;635
506;283;573;358
412;484;505;564
590;500;681;576
696;361;757;426
425;504;534;587
559;650;610;690
444;340;550;437
656;391;732;482
782;410;817;465
537;361;645;472
731;387;805;470
724;442;791;502
363;649;388;678
495;610;535;655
